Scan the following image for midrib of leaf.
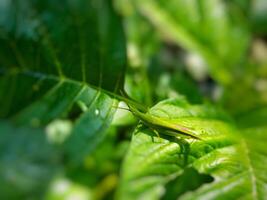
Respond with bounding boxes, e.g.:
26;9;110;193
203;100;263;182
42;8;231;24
242;138;258;199
0;67;119;121
1;68;120;93
0;67;120;162
0;1;124;119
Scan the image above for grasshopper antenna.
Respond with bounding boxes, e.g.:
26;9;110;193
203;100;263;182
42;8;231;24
111;105;130;112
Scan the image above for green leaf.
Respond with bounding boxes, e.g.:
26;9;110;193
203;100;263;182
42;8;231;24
0;0;126;161
133;0;250;84
181;126;267;199
0;0;126;121
116;97;267;200
0;121;60;199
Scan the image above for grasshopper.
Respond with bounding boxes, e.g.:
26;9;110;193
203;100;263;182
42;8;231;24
118;90;201;140
125;102;200;140
89;86;200;140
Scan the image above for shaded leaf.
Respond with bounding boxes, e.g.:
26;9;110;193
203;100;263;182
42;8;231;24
0;0;126;121
0;121;60;199
0;0;126;161
162;168;213;200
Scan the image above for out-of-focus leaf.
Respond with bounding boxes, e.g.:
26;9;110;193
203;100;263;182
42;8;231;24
115;0;161;68
45;176;93;200
0;0;126;162
170;72;202;104
115;0;161;107
116;96;267;200
63;125;130;200
225;0;251;15
0;121;60;199
133;0;250;84
156;71;203;104
251;0;267;34
222;60;267;114
236;107;267;129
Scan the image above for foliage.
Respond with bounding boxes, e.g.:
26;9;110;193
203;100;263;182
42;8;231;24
0;0;267;199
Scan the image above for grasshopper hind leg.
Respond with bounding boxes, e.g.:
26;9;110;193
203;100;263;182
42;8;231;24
174;137;190;166
150;128;162;143
153;129;160;138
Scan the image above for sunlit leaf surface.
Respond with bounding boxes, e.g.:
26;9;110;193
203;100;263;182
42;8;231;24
117;97;267;200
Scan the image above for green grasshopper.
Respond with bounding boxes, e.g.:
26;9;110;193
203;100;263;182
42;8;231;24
125;102;200;140
89;86;200;140
118;90;201;140
112;90;199;165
